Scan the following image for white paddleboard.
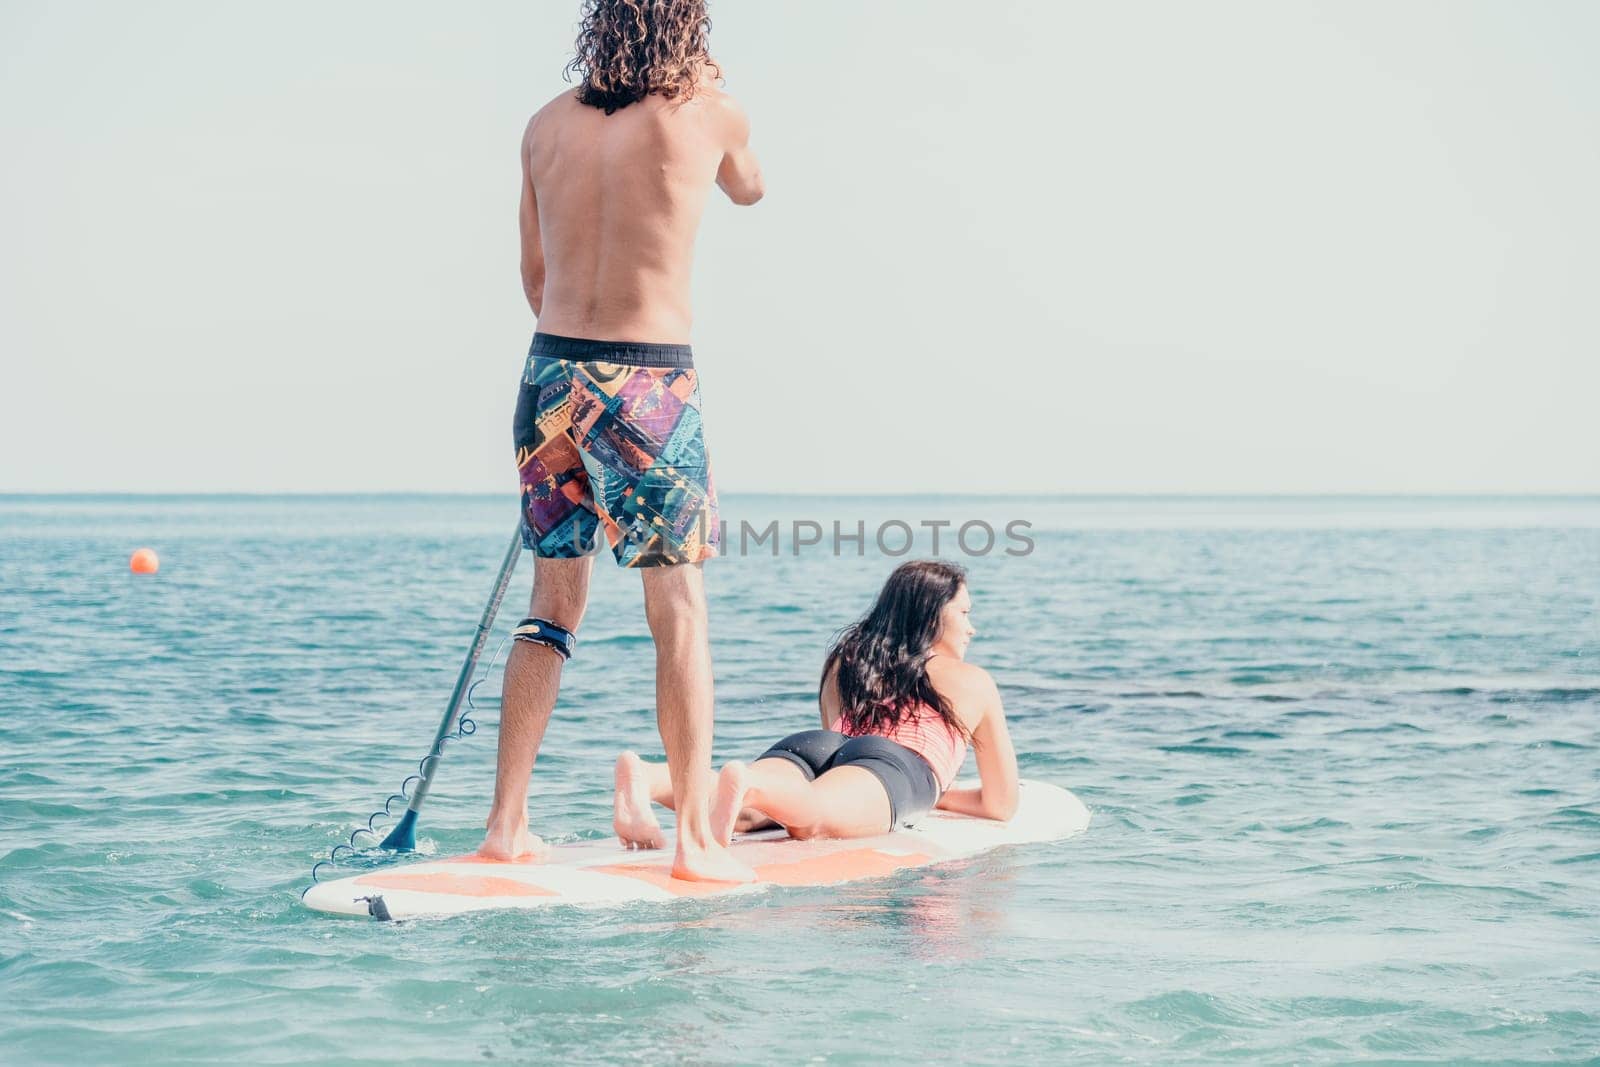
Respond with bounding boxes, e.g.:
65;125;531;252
302;779;1089;919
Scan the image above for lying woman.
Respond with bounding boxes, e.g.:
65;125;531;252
612;558;1018;849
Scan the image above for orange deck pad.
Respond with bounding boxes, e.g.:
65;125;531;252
352;872;556;898
756;848;932;887
591;847;933;897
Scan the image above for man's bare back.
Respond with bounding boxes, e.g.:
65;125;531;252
520;80;763;344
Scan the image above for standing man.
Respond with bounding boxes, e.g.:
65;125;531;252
478;0;762;883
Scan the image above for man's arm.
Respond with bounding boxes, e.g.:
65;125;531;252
715;96;764;206
519;119;544;316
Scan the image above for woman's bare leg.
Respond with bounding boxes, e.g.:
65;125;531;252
613;752;669;849
711;758;892;844
613;751;769;848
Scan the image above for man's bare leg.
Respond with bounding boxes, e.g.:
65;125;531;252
640;562;754;882
479;555;593;860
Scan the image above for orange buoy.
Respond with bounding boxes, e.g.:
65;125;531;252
130;548;160;575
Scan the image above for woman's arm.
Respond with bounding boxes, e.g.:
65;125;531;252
934;670;1019;821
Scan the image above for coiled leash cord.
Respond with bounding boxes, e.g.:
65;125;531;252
300;526;531;901
300;612;578;902
301;631;509;898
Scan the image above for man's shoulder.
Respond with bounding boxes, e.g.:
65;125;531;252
687;84;748;136
528;89;580;129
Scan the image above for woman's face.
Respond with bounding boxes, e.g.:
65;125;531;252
934;584;976;659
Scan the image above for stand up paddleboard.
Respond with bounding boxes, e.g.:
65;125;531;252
303;779;1089;920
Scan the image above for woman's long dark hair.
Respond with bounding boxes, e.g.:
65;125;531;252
821;559;971;742
565;0;721;115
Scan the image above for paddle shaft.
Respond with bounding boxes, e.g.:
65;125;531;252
381;525;523;845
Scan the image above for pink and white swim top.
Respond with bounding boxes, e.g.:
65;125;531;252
839;700;968;792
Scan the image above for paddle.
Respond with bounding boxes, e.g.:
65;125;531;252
379;525;524;850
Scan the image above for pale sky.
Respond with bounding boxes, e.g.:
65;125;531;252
2;1;1597;494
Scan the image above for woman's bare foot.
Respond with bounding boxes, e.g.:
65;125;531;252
710;760;750;846
477;814;548;862
613;751;666;850
671;840;756;884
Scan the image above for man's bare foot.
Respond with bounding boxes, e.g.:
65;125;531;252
477;816;548;862
613;751;666;850
710;760;749;847
671;839;756;884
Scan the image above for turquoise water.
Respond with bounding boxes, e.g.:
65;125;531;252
2;494;1598;1064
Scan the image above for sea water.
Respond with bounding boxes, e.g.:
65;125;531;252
1;494;1597;1064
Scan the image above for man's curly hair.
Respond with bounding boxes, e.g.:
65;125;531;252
565;0;721;115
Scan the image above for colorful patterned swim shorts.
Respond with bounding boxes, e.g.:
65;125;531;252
512;332;720;567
